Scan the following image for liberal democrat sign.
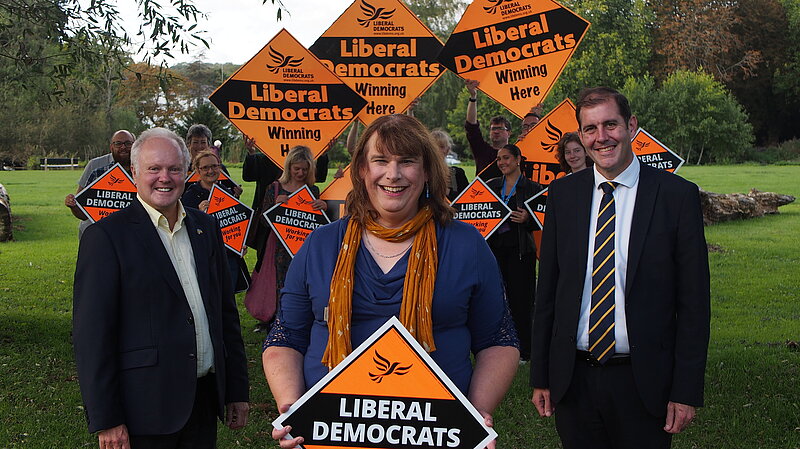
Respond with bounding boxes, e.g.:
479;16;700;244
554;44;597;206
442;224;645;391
450;177;512;239
273;317;496;449
74;163;136;223
438;0;589;118
209;29;367;168
206;185;253;256
310;0;445;125
264;185;330;257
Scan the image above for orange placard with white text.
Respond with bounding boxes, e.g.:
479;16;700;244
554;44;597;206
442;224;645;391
272;317;497;449
264;185;330;257
209;29;367;168
438;0;590;118
631;128;685;173
450;177;512;239
206;185;253;256
74;163;137;223
310;0;445;125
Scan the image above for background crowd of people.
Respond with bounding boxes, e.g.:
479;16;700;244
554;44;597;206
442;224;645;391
68;83;709;449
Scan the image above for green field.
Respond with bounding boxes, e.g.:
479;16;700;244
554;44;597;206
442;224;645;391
0;165;798;448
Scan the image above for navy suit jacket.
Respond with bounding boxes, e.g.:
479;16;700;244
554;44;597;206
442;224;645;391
531;162;710;416
73;199;249;434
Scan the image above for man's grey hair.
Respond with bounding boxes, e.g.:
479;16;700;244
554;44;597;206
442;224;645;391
186;124;212;143
131;128;191;172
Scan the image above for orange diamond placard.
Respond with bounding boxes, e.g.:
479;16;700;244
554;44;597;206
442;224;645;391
273;317;497;449
450;177;512;239
209;29;367;168
206;185;253;256
438;0;590;117
516;98;578;186
75;163;137;223
264;185;330;257
319;165;353;221
631;128;685;173
310;0;445;125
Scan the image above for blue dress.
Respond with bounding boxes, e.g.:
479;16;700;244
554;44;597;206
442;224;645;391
265;217;518;394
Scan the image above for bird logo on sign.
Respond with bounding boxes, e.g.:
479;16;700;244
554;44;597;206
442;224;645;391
357;0;395;27
634;140;651;151
369;351;412;383
468;187;482;199
483;0;509;14
266;47;304;74
106;174;125;186
540;120;563;153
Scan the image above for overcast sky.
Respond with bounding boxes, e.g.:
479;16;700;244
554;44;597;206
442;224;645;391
120;0;354;65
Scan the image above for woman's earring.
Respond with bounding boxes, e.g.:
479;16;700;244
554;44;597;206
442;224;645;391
425;182;430;199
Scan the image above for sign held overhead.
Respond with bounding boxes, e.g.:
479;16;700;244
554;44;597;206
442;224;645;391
209;29;367;168
438;0;589;118
310;0;445;125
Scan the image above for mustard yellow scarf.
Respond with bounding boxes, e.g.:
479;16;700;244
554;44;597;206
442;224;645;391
322;207;438;368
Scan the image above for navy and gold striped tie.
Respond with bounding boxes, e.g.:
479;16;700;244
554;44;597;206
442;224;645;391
589;181;619;364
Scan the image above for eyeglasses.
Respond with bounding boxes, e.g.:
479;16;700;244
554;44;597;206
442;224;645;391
199;164;221;172
112;141;134;147
489;126;508;132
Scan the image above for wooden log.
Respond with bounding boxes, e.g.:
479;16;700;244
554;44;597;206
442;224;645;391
699;188;795;226
0;183;11;242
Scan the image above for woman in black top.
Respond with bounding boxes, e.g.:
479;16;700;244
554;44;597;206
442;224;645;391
487;144;543;361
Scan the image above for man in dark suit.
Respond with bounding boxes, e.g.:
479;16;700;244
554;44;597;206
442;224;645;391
73;128;249;449
531;87;710;448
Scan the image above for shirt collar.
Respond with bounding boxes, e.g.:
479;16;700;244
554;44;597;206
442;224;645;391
138;194;187;233
593;155;640;190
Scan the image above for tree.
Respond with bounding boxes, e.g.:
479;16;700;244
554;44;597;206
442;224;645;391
0;0;284;97
650;0;762;82
116;62;190;129
623;70;754;164
547;0;653;107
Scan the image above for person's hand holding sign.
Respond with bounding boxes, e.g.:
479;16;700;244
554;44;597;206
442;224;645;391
310;199;327;211
509;207;529;224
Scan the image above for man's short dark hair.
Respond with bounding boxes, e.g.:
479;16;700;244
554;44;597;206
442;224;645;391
489;116;511;131
524;111;541;120
186;124;212;142
575;87;632;126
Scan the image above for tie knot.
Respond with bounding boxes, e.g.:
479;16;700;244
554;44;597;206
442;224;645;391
600;182;618;195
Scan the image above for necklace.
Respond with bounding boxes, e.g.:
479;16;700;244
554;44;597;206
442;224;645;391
363;232;414;259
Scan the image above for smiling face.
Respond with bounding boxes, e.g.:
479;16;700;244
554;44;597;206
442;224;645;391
188;136;210;158
578;100;637;180
496;147;521;176
360;132;426;228
132;137;187;221
197;154;221;185
110;130;134;167
564;141;588;172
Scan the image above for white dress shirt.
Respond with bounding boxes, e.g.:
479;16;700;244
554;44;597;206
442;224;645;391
576;158;641;354
139;195;214;377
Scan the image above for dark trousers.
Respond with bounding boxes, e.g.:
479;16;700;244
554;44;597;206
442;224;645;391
555;357;672;449
130;375;218;449
493;246;536;359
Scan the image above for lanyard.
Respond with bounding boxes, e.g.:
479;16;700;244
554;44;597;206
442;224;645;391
500;175;520;205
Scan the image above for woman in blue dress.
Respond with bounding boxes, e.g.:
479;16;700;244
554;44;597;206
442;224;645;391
263;114;520;449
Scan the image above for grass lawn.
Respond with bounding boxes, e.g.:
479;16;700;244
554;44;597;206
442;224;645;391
0;164;797;448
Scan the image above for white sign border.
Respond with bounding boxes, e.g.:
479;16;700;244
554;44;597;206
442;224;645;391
272;316;498;449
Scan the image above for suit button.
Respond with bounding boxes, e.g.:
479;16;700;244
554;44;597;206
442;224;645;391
189;353;196;359
188;316;194;325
